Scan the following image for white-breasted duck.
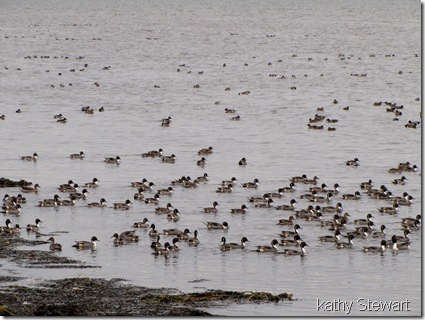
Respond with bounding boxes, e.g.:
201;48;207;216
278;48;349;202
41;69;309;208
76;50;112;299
155;203;174;214
372;225;387;238
242;178;259;188
26;218;42;232
72;236;99;249
203;201;219;213
342;191;361;200
254;198;274;208
59;195;77;206
220;236;249;250
84;178;99;188
279;224;302;238
363;240;387;253
345;158;359;166
204;221;228;230
157;187;174;196
144;194;160;205
167;209;180;221
216;184;233;193
142;148;163;158
254;239;279;252
194;173;209;183
335;235;354;249
111;233;126;245
378;203;399;214
280;234;303;247
176;228;192;241
133;218;149;228
69;188;89;199
353;213;374;225
275;199;297;211
2;204;21;215
87;198;107;208
149;224;160;238
222;177;237;186
319;230;342;242
70;151;85;159
281;242;308;255
231;204;248;214
21;153;38;161
113;199;132;210
238;157;247;166
188;230;200;246
104;156;121;164
392;176;407;185
263;188;285;198
161;154;176;163
197;157;207;167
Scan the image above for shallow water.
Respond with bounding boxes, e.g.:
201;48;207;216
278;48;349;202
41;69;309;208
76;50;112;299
0;0;421;316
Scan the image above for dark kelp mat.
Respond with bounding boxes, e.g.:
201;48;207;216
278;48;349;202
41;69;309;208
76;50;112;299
0;234;294;316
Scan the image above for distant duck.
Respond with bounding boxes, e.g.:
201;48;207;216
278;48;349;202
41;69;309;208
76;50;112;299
161;154;176;163
216;184;233;193
342;191;361;200
303;176;319;185
69;188;89;199
281;182;296;193
290;174;307;183
360;179;373;189
21;153;38;161
142;148;163;158
113;199;132;210
345;158;359;166
58;182;78;192
390;235;410;251
119;230;139;242
335;235;354;249
392;176;407;185
157;187;174;196
255;239;279;252
111;233;126;245
198;146;213;155
362;240;387;253
372;225;387;238
144;194;160;205
281;242;308;255
72;236;99;250
70;151;85;159
133;218;149;228
197;157;207;167
254;198;274;208
152;242;171;255
323;183;341;195
401;214;421;227
188;230;200;246
22;183;41;193
104;156;121;164
39;194;61;207
242;178;259;188
169;237;180;251
204;201;219;213
59;195;77;206
26;218;43;232
275;199;297;211
220;236;249;250
312;192;333;203
353;213;374;225
84;178;99;188
194;173;209;183
231;204;248;214
167;209;180;221
277;216;296;226
319;230;342;242
155;203;174;214
263;188;284;198
238;157;247;166
280;234;303;247
2;204;21;215
279;224;302;238
87;198;107;208
321;202;343;213
204;221;228;230
392;195;413;206
222;177;237;186
176;228;192;241
378;203;399;214
224;108;236;113
47;237;62;251
149;224;160;238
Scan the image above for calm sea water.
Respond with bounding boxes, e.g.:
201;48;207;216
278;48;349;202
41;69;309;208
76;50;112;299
0;0;421;316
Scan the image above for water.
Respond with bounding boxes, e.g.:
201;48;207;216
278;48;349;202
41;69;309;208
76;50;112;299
0;0;421;316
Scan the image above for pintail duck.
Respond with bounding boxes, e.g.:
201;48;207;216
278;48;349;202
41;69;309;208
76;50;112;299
401;214;421;227
276;199;297;211
299;190;317;201
323;183;340;195
290;175;307;183
309;183;327;193
119;230;139;242
58;183;78;192
224;108;236;113
281;182;296;193
70;151;85;159
183;178;199;189
392;195;413;206
22;183;41;193
168;237;180;251
319;230;342;242
72;236;99;249
231;115;241;121
151;236;162;250
2;204;21;215
60;195;76;206
378;203;399;214
133;218;149;228
303;176;319;185
162;227;185;236
167;209;180;221
39;194;61;207
204;201;219;213
231;204;248;214
254;198;274;208
155;203;174;214
363;240;387;253
372;225;387;238
137;182;156;193
312;192;333;203
133;192;144;201
149;224;159;238
238;157;247;166
342;191;361;200
403;219;421;232
111;233;126;245
360;180;373;190
248;194;269;203
220;236;249;250
390;235;409;251
263;188;284;198
197;157;207;166
142;148;163;158
87;198;107;208
216;184;233;193
113;199;132;210
327;218;348;231
345;158;359;166
295;205;316;219
188;230;200;246
390;191;410;202
84;178;99;188
70;188;89;199
47;237;62;251
171;176;190;186
392;176;407;185
4;224;21;234
321;202;343;213
176;228;192;240
145;194;160;205
194;173;209;183
279;224;302;238
153;242;171;255
281;242;308;255
242;178;259;188
161;117;172;127
26;219;42;232
104;156;121;164
255;239;279;252
157;187;174;196
353;213;374;225
198;146;213;155
130;178;150;188
335;235;354;249
0;219;12;233
280;234;303;247
204;221;228;230
21;153;38;161
222;177;237;186
277;216;295;226
161;154;176;163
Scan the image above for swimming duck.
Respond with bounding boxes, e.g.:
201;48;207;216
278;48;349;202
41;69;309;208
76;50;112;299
14;194;27;204
113;199;132;210
198;146;213;155
401;214;421;227
136;182;156;193
0;219;12;233
224;108;236;113
69;188;89;199
363;240;387;253
254;198;274;208
177;228;192;240
72;236;99;249
303;176;319;185
353;213;374;225
142;148;163;158
58;183;78;193
276;199;298;211
84;178;99;188
281;182;296;193
216;184;233;193
321;202;343;213
161;154;176;163
87;198;107;208
242;178;259;188
157;187;174;196
231;204;248;214
144;194;160;204
188;230;200;246
59;195;77;206
309;183;328;193
372;225;387;238
222;177;237;186
171;176;190;186
133;218;149;228
149;224;159;238
197;157;207;166
290;175;307;183
167;209;180;221
2;204;21;215
47;237;62;251
279;224;302;238
21;183;41;193
335;235;354;249
277;216;295;226
319;230;342;242
194;173;209;183
324;183;340;195
221;236;249;250
238;157;247;166
152;242;171;255
104;156;121;164
70;151;85;159
162;227;185;236
345;158;359;166
342;191;361;200
155;203;174;214
203;201;219;213
204;221;228;230
26;218;42;232
231;115;241;121
39;194;61;207
392;195;413;206
111;233;126;245
392;176;407;185
119;230;139;242
312;192;333;203
21;153;38;161
255;239;279;252
130;178;150;188
183;179;198;189
280;234;303;247
360;179;373;190
263;188;284;198
390;235;409;251
248;194;269;203
169;238;180;251
378;203;399;214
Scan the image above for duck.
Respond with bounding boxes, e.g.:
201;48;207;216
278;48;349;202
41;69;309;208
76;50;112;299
280;242;308;255
222;177;237;186
2;204;21;215
238;157;247;166
104;156;121;164
401;214;421;227
194;173;209;183
155;203;174;214
83;178;99;188
309;183;328;193
21;183;41;193
216;184;233;193
167;209;180;221
231;204;248;214
312;192;333;203
242;178;259;188
0;219;12;233
157;187;174;196
275;199;297;211
280;234;303;247
204;221;228;230
162;227;185;236
38;195;60;207
281;182;296;192
342;191;361;200
133;191;145;201
362;240;387;253
119;230;139;242
26;218;43;232
378;203;399;214
183;179;199;189
335;235;354;249
111;233;126;245
321;202;343;214
303;176;319;185
149;224;160;238
177;228;192;240
161;154;176;163
231;115;241;121
188;230;200;246
390;235;409;251
360;179;373;190
144;194;160;205
345;158;359;166
290;175;307;183
403;219;421;232
263;188;284;198
277;216;295;226
319;230;342;242
72;236;99;249
221;236;249;250
392;176;407;185
224;108;236;113
203;201;219;213
392;195;413;206
150;235;162;249
69;188;89;199
171;176;190;186
137;182;156;193
169;238;180;251
58;183;79;193
47;237;62;251
21;153;38;161
353;213;374;225
133;218;150;228
59;195;77;206
70;151;85;159
254;198;274;208
142;148;163;158
248;194;269;203
196;157;207;166
372;225;387;238
299;190;317;201
130;178;150;188
295;205;317;219
87;198;107;208
279;224;302;238
198;146;213;155
152;242;171;255
255;239;279;252
113;199;132;210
